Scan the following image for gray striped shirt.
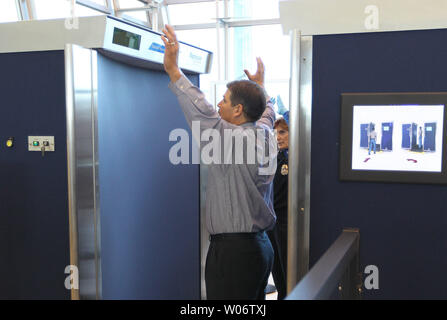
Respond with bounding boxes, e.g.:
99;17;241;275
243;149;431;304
169;74;277;234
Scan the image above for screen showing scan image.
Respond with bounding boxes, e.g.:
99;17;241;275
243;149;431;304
352;105;444;172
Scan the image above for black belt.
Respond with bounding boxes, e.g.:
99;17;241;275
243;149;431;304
209;231;265;241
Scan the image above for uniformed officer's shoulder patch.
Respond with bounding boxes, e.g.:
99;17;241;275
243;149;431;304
281;164;288;175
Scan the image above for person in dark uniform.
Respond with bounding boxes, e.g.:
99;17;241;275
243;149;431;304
268;114;289;299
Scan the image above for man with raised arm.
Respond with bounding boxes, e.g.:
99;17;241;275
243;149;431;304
162;25;277;300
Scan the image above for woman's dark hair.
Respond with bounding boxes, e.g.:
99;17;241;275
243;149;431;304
226;80;266;122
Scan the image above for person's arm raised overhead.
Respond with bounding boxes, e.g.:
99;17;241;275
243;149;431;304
161;24;182;83
244;57;275;129
162;25;235;134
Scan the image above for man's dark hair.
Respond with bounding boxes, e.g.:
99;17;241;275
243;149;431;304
226;80;266;122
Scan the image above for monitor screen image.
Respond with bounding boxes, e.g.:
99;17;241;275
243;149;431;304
112;27;141;50
352;104;444;172
339;92;447;184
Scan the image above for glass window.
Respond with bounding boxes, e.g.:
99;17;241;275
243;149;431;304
122;11;148;22
34;0;71;20
168;0;280;25
75;3;106;16
117;0;145;7
123;11;148;24
34;0;106;20
229;24;290;113
176;28;219;103
0;0;19;23
168;2;224;25
229;25;290;80
84;0;106;5
117;0;148;23
228;0;280;20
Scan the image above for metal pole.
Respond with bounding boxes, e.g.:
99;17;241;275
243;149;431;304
64;44;80;300
287;30;312;294
18;0;34;20
224;0;229;80
215;0;221;81
112;0;122;17
287;28;301;293
105;0;115;15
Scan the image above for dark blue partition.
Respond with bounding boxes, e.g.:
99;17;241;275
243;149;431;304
312;29;447;299
381;122;393;151
0;49;200;300
402;124;411;149
360;124;369;148
98;54;200;299
424;123;436;152
0;51;70;299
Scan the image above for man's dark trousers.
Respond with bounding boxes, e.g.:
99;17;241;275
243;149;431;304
205;231;274;300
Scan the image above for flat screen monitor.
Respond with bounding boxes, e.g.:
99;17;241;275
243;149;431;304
340;92;447;184
112;27;141;50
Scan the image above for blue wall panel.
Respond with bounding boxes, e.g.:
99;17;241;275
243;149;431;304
98;54;200;299
424;123;436;151
312;30;447;299
0;51;70;299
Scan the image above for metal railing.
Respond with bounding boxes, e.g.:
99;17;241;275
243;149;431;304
286;228;362;300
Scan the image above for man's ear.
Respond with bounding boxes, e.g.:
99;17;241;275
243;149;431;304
233;104;244;117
